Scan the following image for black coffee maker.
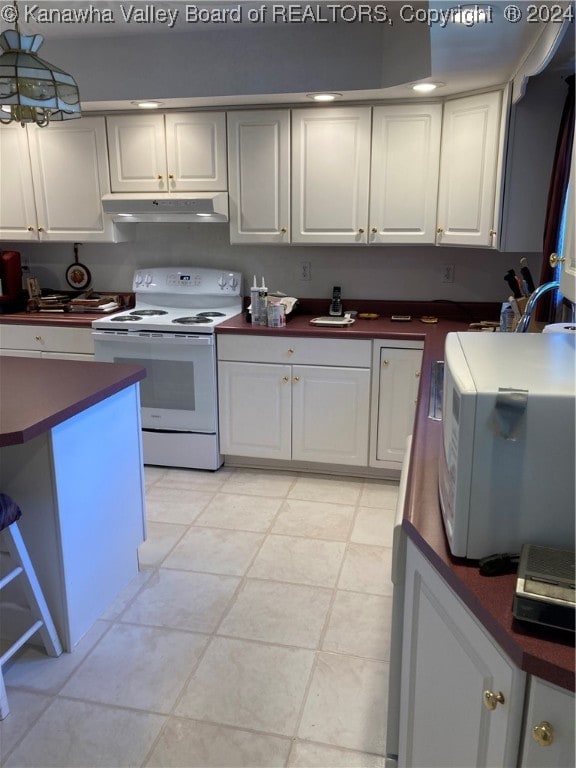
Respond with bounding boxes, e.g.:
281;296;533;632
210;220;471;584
0;250;25;314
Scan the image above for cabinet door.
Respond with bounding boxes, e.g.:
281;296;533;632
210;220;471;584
292;107;371;244
371;345;423;469
227;110;290;243
106;114;167;192
399;540;525;768
27;118;115;242
370;105;442;244
292;365;370;466
519;677;575;768
165;112;227;192
218;361;291;459
0;123;38;241
436;90;505;247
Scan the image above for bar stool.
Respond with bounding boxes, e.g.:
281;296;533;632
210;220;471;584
0;492;62;719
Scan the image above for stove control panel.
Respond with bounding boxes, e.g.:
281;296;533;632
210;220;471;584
133;267;242;296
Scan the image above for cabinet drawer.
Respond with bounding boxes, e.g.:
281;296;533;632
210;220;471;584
0;325;94;354
217;335;371;367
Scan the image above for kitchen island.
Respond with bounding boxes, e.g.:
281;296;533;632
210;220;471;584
0;356;146;651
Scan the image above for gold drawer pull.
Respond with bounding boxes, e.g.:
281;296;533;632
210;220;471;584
549;252;565;268
483;690;505;711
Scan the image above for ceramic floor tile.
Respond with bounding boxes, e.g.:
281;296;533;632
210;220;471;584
153;466;236;491
145;486;214;525
272;499;355;541
351;506;396;547
249;534;346;588
338;543;394;596
137;521;188;569
175;636;315;736
322;591;393;661
3;698;165;768
0;689;51;758
218;579;332;647
288;741;387;767
288;474;364;505
144;465;168;489
61;623;207;713
298;653;388;754
101;569;152;619
4;620;110;695
163;527;265;576
144;717;291;767
195;493;283;532
121;568;240;633
220;468;297;497
359;481;399;510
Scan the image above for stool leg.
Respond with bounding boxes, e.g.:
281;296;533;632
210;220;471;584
2;525;62;658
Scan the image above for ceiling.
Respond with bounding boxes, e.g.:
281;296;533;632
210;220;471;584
1;1;574;110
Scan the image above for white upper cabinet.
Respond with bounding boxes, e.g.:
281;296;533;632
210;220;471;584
227;110;290;244
369;105;442;244
436;90;506;248
106;112;227;193
0;117;116;242
292;107;372;244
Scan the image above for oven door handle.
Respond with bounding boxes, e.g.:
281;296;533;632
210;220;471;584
92;331;214;346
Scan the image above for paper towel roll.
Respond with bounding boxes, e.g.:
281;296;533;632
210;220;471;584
542;323;576;333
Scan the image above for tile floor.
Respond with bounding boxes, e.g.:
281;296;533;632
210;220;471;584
1;466;399;768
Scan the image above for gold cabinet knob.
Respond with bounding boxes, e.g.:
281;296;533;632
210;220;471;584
35;335;42;342
382;359;389;366
532;721;554;747
287;348;294;355
371;227;378;234
489;229;497;236
27;225;34;232
358;228;365;234
483;690;505;711
549;252;565;268
415;371;421;377
157;175;163;180
168;174;174;179
38;227;44;232
280;227;287;234
293;376;300;382
437;226;444;234
282;375;289;383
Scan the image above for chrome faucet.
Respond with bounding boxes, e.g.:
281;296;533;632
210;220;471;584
514;281;560;333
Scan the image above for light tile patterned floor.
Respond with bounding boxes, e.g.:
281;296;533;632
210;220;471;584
1;466;398;768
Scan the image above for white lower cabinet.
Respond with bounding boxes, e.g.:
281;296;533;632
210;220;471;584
0;324;94;359
370;342;423;470
398;539;574;768
399;539;526;768
519;677;575;767
217;336;370;466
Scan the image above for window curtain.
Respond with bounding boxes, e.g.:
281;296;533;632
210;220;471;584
536;73;575;322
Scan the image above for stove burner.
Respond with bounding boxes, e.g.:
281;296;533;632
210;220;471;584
114;315;142;321
172;316;213;325
197;311;226;318
130;309;168;316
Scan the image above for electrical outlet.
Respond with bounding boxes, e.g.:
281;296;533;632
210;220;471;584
300;261;311;281
441;264;455;284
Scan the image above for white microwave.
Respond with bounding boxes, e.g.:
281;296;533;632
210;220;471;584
438;332;575;560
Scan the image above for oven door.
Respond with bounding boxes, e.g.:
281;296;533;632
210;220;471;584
93;331;217;432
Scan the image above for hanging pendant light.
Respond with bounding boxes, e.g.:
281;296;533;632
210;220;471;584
0;3;81;127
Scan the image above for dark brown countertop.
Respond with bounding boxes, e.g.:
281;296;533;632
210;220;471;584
0;311;107;328
218;307;575;692
0;356;146;447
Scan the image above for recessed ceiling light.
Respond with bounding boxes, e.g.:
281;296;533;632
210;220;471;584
306;92;342;102
132;101;164;109
412;82;444;93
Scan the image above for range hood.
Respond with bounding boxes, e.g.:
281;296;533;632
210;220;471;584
101;192;228;223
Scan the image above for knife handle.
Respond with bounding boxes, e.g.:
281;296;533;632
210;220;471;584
520;266;536;294
504;271;522;298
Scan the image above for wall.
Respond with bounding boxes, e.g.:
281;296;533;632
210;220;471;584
10;230;537;307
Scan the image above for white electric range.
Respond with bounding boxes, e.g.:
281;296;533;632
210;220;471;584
92;266;243;470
